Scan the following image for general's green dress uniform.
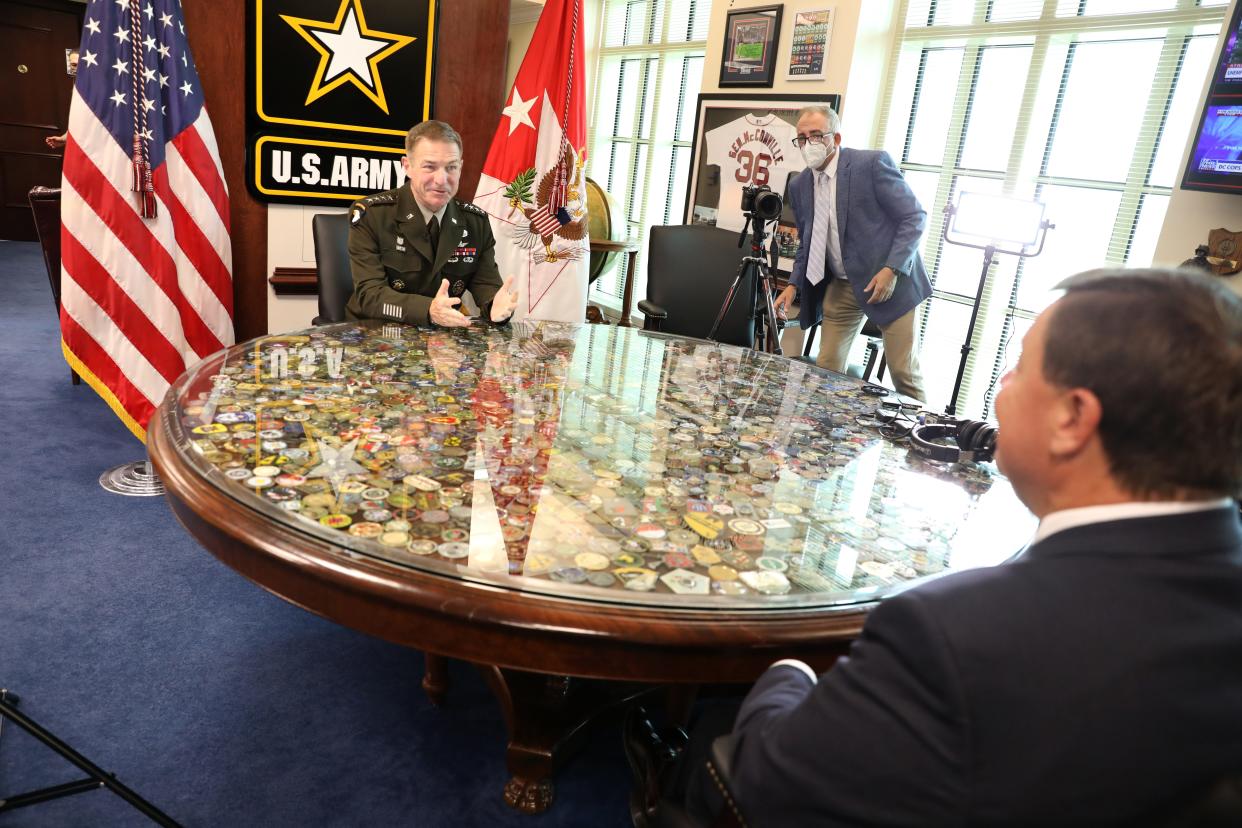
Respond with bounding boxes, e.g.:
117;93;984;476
344;184;505;326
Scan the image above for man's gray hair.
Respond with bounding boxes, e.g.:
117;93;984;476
797;105;841;134
405;120;463;155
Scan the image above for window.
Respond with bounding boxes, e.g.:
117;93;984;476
587;0;709;313
877;0;1225;417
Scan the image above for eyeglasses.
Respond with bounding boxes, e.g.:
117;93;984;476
792;134;831;148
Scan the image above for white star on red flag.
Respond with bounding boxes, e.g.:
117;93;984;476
502;88;537;136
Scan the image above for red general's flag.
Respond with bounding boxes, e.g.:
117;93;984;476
60;0;233;441
476;0;588;324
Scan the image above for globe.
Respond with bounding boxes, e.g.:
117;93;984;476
586;177;626;285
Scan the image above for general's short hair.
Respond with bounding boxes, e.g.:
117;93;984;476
405;120;463;155
796;105;841;135
1043;268;1242;499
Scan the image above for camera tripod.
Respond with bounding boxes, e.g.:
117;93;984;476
707;212;783;355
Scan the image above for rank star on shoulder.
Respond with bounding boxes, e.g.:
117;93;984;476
281;0;416;114
502;87;537;136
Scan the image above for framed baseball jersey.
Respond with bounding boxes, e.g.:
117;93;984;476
684;93;841;271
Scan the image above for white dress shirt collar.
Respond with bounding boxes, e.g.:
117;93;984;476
1033;498;1234;545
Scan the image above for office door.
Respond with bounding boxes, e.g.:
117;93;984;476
0;0;80;241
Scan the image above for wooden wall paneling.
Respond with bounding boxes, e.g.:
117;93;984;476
434;0;510;200
184;0;267;341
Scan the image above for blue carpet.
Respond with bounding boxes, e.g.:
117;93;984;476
0;241;631;827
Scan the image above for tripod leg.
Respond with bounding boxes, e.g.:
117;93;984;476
708;260;749;343
756;266;783;356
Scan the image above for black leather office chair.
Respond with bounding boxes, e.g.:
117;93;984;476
311;212;353;325
27;186;79;385
645;734;745;828
636;225;757;349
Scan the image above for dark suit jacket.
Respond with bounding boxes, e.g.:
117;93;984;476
729;507;1242;826
787;148;932;330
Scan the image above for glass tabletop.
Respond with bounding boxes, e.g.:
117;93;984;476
161;321;1035;612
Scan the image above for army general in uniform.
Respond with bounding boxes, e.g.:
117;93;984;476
345;120;518;328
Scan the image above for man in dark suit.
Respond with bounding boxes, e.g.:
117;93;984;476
682;268;1242;825
773;105;931;401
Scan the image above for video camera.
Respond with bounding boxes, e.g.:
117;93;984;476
740;184;783;222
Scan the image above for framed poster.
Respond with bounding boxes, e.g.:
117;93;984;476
683;92;841;273
784;8;832;82
719;5;783;88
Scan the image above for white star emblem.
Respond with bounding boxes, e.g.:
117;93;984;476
501;87;537;136
142;96;155;112
157;43;170;59
82;50;98;68
144;35;156;52
180;80;193;97
114;0;127;9
159;12;173;27
113;26;129;43
181;50;187;67
179;20;184;34
161;104;167;115
142;66;156;82
143;2;153;19
110;89;126;107
112;58;128;75
311;5;390;90
281;0;414;113
159;72;168;87
140;127;153;141
306;438;367;496
85;18;101;35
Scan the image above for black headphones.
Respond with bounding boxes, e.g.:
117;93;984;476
909;418;998;464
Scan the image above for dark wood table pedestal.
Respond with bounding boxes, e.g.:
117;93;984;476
588;238;641;327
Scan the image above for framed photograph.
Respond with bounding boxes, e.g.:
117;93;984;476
683;92;841;273
784;8;832;82
720;5;783;88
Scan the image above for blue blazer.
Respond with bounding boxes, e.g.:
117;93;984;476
788;148;932;330
728;507;1242;826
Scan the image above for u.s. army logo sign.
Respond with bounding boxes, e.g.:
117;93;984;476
248;0;437;205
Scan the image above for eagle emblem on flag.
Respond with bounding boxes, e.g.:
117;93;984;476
503;145;588;264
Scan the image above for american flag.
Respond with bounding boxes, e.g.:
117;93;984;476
61;0;233;441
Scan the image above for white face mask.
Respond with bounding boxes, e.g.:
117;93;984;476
800;141;831;169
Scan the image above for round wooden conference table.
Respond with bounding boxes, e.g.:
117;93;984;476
148;320;1034;813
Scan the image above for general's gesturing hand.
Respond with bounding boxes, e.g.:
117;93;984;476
429;279;473;327
489;275;520;322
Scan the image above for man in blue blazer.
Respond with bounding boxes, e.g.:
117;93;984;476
774;106;931;401
683;268;1242;825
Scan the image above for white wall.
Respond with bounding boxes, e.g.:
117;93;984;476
700;1;898;147
267;204;330;334
1153;0;1242;298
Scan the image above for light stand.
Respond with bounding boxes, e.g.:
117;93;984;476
0;688;180;825
941;192;1054;417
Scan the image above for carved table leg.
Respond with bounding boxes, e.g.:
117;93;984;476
422;653;449;706
478;664;653;815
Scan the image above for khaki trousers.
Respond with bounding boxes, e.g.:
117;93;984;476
816;278;926;402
